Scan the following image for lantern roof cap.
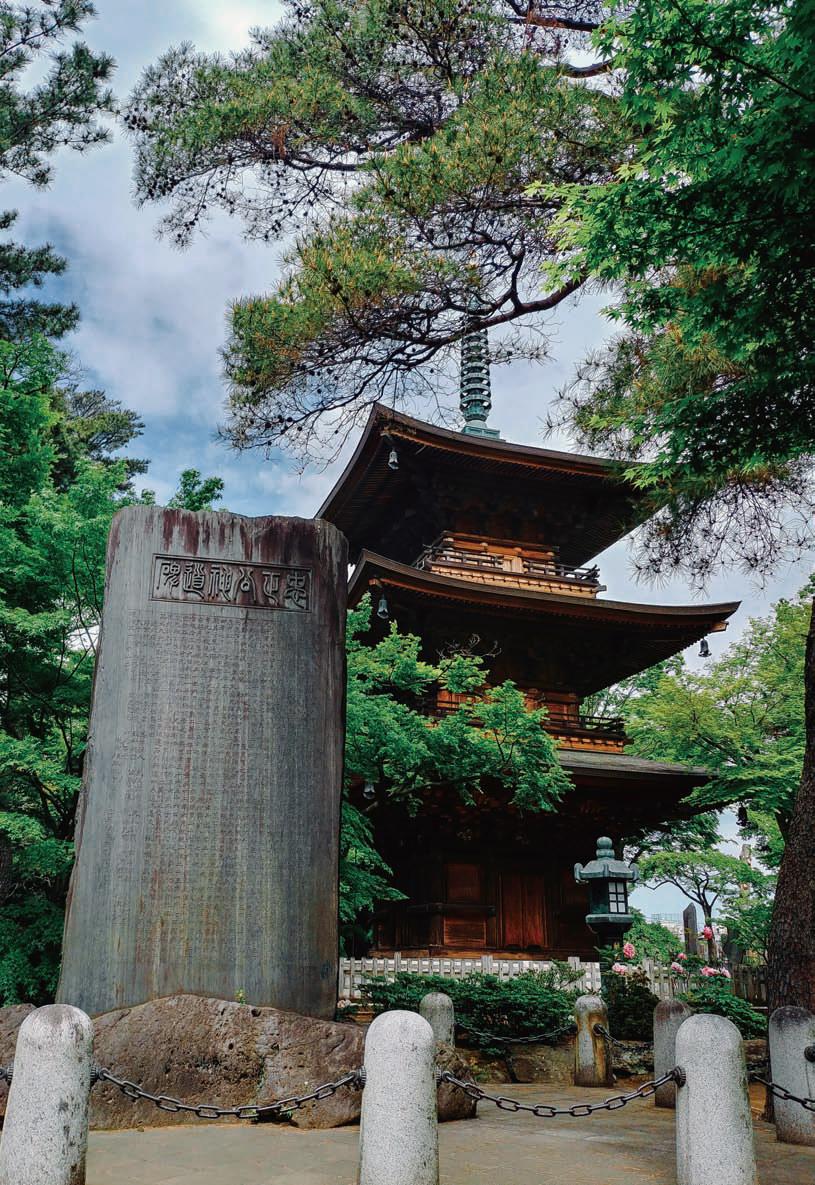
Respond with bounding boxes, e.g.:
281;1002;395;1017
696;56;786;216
574;836;639;883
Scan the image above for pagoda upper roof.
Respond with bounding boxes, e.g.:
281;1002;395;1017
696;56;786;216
318;405;653;567
350;551;739;694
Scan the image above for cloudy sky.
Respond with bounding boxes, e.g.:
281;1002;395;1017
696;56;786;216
7;2;809;919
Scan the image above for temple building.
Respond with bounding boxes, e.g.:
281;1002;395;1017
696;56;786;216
317;327;739;960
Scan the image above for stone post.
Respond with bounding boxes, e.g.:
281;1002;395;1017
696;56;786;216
58;508;347;1020
358;1010;438;1185
574;994;612;1087
768;1006;815;1146
683;904;700;957
654;999;691;1109
419;993;455;1047
0;1005;93;1185
675;1013;757;1185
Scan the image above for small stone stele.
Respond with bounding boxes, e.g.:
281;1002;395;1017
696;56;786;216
58;508;347;1020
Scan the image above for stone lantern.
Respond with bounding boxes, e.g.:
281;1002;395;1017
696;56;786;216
574;836;639;947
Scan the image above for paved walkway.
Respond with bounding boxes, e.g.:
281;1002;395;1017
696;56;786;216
87;1083;815;1185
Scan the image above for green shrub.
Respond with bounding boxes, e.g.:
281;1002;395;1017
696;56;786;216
680;980;766;1039
359;967;582;1054
602;968;659;1040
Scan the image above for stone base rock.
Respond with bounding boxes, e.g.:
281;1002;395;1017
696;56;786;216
0;996;476;1130
0;1004;34;1118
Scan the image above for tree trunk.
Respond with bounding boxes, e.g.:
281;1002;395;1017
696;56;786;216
766;598;815;1013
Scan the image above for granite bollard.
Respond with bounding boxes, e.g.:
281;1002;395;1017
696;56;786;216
358;1010;438;1185
675;1013;757;1185
0;1005;93;1185
58;508;347;1019
574;994;612;1087
653;999;691;1108
768;1006;815;1146
419;993;455;1047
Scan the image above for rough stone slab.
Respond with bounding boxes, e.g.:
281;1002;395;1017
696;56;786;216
0;997;477;1130
654;1000;690;1107
57;508;347;1020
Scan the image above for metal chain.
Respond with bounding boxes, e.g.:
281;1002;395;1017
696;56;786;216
457;1021;577;1046
440;1068;684;1117
93;1066;363;1121
594;1024;629;1050
0;1065;11;1084
751;1075;815;1113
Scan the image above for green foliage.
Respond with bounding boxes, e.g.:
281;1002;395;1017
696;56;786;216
556;0;815;578
624;910;679;963
166;468;225;512
602;968;659;1041
638;849;770;925
359;968;582;1054
680;979;766;1040
0;893;64;1004
339;799;405;954
615;588;810;855
346;596;572;814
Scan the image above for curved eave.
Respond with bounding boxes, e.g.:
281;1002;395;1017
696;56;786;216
559;748;709;786
318;405;652;566
349;550;740;632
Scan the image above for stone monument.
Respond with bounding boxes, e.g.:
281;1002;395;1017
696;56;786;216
58;507;347;1020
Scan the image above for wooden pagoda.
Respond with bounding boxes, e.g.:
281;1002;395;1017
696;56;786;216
318;332;739;959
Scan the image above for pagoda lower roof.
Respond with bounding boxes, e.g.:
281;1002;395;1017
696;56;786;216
318;405;653;567
350;551;739;694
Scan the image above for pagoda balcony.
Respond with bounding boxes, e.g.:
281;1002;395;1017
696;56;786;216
417;692;628;754
414;536;604;598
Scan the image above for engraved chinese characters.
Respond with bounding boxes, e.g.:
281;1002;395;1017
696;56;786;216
152;554;312;610
58;508;347;1020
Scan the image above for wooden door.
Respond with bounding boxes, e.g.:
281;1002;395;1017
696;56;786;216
443;862;487;948
500;870;547;950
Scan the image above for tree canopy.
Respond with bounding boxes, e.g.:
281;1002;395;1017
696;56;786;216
125;0;622;459
1;1;115;340
555;0;815;580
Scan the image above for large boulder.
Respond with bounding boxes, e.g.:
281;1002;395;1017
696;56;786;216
0;996;476;1130
0;1004;34;1117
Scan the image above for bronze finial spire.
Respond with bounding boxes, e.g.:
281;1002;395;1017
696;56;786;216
459;301;500;438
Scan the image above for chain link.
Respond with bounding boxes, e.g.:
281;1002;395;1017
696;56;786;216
93;1066;363;1121
751;1075;815;1113
0;1065;12;1084
457;1021;577;1047
593;1024;630;1050
440;1068;683;1117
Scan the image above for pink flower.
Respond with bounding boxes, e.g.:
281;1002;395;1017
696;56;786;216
700;966;715;977
670;962;686;974
677;953;688;961
611;962;628;975
720;968;731;979
702;925;714;940
622;941;636;959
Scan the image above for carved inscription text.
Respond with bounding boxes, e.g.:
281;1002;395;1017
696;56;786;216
151;553;312;611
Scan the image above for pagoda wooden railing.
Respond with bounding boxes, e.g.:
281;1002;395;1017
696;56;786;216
414;542;601;590
416;694;627;747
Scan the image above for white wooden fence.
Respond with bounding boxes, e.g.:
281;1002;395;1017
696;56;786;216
339;954;768;1005
339;954;602;1000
